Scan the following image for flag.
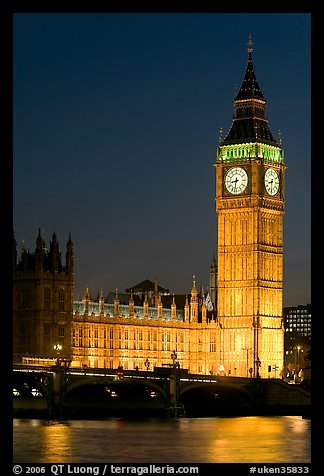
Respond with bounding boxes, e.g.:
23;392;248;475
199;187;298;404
205;292;214;312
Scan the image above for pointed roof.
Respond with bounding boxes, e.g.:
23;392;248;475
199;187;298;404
235;37;265;101
125;279;169;294
210;252;217;271
221;37;279;147
35;228;47;252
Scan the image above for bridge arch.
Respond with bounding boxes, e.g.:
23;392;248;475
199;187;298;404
13;372;52;399
66;376;169;402
13;371;52;414
179;381;254;416
62;375;170;416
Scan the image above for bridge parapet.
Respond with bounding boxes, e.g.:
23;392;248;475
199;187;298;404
254;379;311;406
13;365;311;418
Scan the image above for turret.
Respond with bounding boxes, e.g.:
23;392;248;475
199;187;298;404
20;245;30;273
184;296;189;322
35;228;47;272
153;278;159;307
129;289;134;319
65;233;74;275
143;291;149;319
114;289;120;318
99;288;105;316
209;252;218;309
171;294;177;321
82;286;91;316
48;231;62;273
201;296;207;324
190;275;199;323
157;294;163;320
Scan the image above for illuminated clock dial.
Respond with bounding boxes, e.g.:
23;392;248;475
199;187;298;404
225;167;248;195
264;168;280;195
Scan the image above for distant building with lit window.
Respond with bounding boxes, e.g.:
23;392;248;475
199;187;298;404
283;304;311;340
283;304;311;374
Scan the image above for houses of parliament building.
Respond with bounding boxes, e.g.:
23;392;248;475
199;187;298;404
13;39;285;378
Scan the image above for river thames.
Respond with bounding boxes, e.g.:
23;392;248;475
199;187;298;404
13;416;311;464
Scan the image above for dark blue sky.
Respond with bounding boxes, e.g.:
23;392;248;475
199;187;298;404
13;13;311;306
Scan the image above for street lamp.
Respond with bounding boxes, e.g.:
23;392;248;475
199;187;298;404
294;346;302;372
144;357;150;371
297;346;301;370
54;343;62;354
218;364;225;376
54;343;62;365
296;346;303;380
256;356;261;378
168;350;185;417
171;350;177;366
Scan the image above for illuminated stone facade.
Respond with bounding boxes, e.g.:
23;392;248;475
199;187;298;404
215;38;285;378
71;282;219;374
13;230;74;359
13;231;220;374
13;40;285;377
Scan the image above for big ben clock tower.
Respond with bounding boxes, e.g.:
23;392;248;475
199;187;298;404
215;37;285;378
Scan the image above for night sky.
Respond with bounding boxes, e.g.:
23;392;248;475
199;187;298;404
13;12;311;307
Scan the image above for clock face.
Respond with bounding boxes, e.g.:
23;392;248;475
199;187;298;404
264;168;280;195
225;167;248;195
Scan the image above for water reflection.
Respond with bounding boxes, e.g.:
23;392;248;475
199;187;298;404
42;421;72;461
13;416;311;463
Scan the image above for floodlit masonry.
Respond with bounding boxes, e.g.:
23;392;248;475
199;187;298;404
13;39;287;378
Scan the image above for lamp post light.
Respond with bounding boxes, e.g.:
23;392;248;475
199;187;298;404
297;346;301;370
54;343;62;353
168;350;185;417
52;343;63;416
256;356;261;378
171;350;177;367
296;346;303;381
294;346;302;373
54;343;62;366
218;364;225;376
144;357;150;371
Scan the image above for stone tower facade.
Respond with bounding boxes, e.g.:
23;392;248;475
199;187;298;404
13;229;74;359
215;37;285;378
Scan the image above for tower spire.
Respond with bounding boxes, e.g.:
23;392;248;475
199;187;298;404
220;36;279;147
234;35;264;101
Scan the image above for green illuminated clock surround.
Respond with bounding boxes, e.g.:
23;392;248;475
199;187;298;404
264;168;280;195
224;167;248;195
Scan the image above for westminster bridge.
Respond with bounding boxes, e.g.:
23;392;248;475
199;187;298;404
12;362;311;418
